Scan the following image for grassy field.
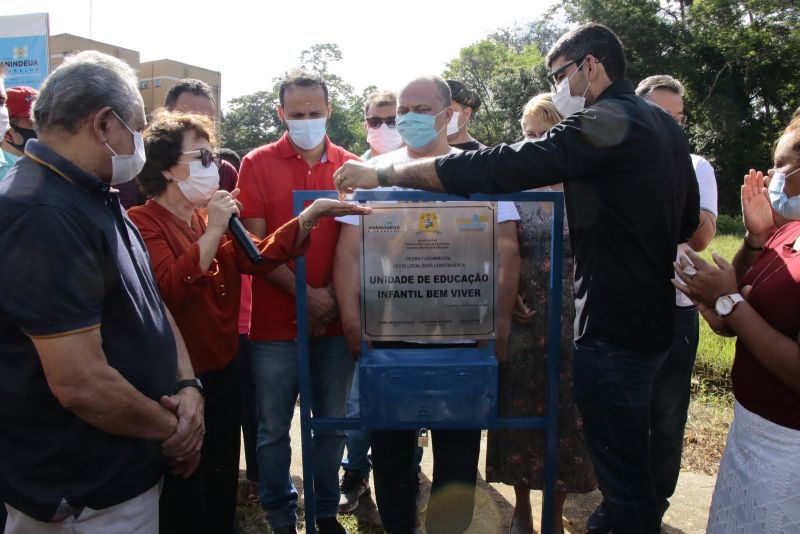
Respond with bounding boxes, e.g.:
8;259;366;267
693;234;740;383
681;233;739;474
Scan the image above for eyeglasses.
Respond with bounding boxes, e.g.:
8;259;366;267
547;60;577;86
365;116;397;128
180;148;220;168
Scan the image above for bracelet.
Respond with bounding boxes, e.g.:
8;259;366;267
377;165;394;187
743;235;764;251
299;213;315;230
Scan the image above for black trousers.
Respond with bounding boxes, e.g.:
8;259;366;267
236;334;260;482
371;429;481;534
650;306;699;516
160;361;243;534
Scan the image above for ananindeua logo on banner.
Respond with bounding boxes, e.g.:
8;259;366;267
0;13;50;89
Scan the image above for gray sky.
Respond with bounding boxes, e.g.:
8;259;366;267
2;0;556;108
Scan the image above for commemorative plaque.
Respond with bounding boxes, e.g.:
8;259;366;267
360;202;497;340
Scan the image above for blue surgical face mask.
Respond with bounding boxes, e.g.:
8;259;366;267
396;108;448;149
768;167;800;219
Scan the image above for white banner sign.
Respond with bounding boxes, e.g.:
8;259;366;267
0;13;50;89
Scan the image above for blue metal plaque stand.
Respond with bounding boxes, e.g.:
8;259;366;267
293;190;564;534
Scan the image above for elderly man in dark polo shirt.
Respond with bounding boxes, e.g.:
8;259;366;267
335;23;699;534
0;50;204;532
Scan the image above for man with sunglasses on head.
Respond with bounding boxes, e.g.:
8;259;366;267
334;23;699;534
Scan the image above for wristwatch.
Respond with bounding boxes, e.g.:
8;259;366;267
715;293;744;317
175;378;204;396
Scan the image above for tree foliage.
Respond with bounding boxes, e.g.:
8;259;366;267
220;43;367;157
221;4;800;215
450;0;800;214
443;40;547;146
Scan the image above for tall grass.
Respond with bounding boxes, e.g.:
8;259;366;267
693;234;741;396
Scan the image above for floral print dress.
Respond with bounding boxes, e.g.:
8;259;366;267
486;200;596;493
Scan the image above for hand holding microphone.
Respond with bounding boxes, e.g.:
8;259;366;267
207;188;262;264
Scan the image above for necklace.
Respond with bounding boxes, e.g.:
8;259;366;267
749;245;800;295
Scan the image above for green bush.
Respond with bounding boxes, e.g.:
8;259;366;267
716;214;745;237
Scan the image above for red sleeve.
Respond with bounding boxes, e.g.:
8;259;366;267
128;208;215;312
225;217;311;276
237;153;267;220
218;160;239;192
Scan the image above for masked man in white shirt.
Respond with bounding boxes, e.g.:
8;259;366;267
333;75;520;534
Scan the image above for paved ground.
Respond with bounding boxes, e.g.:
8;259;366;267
240;407;716;533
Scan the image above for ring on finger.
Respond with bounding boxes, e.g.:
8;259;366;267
682;265;698;277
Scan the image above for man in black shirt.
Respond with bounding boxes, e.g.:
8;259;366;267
334;23;699;534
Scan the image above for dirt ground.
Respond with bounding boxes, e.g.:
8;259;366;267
236;408;716;534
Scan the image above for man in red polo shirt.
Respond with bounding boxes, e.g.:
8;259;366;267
238;69;356;534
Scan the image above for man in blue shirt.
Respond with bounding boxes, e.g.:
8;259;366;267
0;50;204;532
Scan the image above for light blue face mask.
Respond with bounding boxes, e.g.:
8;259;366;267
768;167;800;219
396;108;448;149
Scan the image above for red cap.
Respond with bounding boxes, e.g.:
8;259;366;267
6;87;38;120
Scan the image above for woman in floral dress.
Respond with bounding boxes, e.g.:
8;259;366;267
487;94;596;534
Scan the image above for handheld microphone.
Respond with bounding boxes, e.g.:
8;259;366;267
228;215;263;264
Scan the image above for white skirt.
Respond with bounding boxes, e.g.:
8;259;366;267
707;400;800;534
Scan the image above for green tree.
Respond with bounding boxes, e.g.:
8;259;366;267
221;43;369;156
448;0;800;214
218;89;280;155
443;39;547;146
682;0;800;211
299;43;367;154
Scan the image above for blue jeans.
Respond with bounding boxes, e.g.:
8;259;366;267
250;337;354;528
342;364;372;475
650;307;699;515
573;339;668;534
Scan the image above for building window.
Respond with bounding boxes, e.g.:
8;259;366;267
155;79;161;88
139;80;149;89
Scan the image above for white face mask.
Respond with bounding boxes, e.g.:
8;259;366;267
768;167;800;219
367;123;403;154
105;110;146;186
446;111;461;136
286;116;327;150
552;59;591;118
0;106;10;140
175;161;219;206
170;160;219;207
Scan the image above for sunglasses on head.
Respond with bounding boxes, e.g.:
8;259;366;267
181;148;220;168
366;116;397;128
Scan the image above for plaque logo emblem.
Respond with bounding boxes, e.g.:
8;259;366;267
367;214;401;233
455;213;490;231
417;212;440;233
